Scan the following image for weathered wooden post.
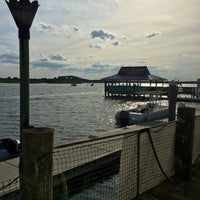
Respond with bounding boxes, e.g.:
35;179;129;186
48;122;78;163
20;127;54;200
175;107;195;180
168;80;178;121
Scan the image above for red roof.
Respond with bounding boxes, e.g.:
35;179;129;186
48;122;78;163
102;66;167;81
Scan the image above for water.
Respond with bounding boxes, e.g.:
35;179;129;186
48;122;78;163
68;175;118;200
0;83;199;199
0;83;199;144
0;83;137;144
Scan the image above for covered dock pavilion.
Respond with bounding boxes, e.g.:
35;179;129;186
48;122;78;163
101;66;168;98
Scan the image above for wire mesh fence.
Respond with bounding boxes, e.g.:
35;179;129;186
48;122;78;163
52;122;177;200
117;122;176;200
0;177;19;200
0;150;53;200
53;136;122;200
0;115;200;200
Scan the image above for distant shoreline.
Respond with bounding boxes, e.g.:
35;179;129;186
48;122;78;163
0;77;103;84
0;77;198;84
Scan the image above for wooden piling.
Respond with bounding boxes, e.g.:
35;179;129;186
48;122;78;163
20;127;54;200
175;107;195;181
168;82;178;121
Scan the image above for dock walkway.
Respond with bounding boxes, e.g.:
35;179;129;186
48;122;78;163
140;158;200;200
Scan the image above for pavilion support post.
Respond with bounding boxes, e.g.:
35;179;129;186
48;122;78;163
168;81;178;121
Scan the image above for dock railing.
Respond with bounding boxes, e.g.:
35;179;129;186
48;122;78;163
0;108;200;200
52;121;177;200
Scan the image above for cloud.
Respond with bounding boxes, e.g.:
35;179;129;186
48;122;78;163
0;52;18;64
50;54;67;61
113;41;119;46
91;30;115;40
77;56;94;60
89;30;121;49
31;54;68;69
89;44;101;49
91;63;113;68
39;22;53;30
89;40;119;49
1;0;199;80
59;63;119;76
31;60;67;69
89;63;119;74
146;32;160;38
37;22;80;36
71;26;79;32
90;30;129;49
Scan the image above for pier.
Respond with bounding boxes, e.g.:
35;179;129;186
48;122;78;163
102;67;200;102
1;107;200;200
103;81;200;102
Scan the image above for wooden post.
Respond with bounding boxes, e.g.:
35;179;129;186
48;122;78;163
20;127;54;200
104;82;106;97
175;107;195;180
168;81;178;121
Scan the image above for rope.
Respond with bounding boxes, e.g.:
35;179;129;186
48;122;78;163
147;129;172;181
136;127;172;199
0;176;19;191
5;160;19;168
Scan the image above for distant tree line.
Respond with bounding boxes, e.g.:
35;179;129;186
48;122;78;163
0;76;197;84
0;76;104;84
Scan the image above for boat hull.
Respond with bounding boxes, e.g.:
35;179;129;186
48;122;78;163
115;109;169;127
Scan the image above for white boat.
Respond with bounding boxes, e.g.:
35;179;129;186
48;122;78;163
115;102;169;127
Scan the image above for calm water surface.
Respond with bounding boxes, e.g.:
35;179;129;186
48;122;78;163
0;83;199;144
0;83;137;144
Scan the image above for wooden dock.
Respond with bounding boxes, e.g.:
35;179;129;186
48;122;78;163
0;121;157;183
0;158;19;183
104;81;200;103
0;117;200;199
1;156;200;199
0;122;162;198
0;131;124;198
139;158;200;200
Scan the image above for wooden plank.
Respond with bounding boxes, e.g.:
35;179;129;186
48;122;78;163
139;159;200;200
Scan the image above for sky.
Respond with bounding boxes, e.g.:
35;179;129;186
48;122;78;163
0;0;200;80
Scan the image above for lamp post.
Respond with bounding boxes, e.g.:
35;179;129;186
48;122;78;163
5;0;39;143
